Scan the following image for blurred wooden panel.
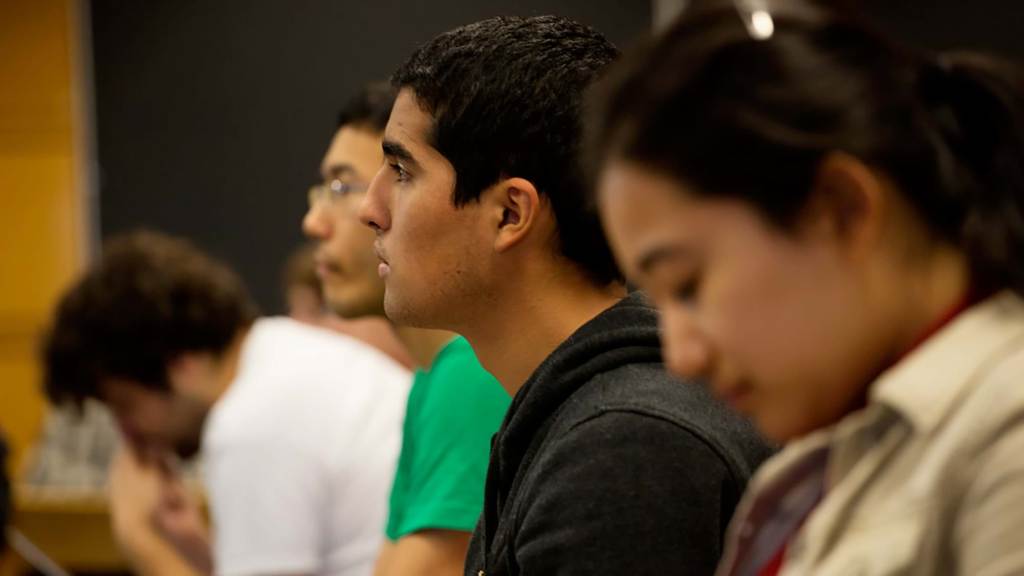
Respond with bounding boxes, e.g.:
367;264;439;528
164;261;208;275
0;0;87;475
0;0;74;148
0;155;79;317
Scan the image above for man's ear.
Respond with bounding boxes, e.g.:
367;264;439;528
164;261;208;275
165;353;207;397
802;151;888;262
487;177;543;253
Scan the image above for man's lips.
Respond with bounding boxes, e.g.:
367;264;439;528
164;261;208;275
374;241;389;265
314;256;342;279
374;242;391;278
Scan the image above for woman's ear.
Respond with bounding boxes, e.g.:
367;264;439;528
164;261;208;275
803;151;888;261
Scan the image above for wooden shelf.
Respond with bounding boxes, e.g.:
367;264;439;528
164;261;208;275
6;486;127;574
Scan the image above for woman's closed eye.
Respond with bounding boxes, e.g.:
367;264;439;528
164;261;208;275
673;274;701;304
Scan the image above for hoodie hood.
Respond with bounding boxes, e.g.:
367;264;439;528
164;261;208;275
493;291;663;492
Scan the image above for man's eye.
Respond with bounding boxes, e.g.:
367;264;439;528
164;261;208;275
330;179;351;195
388;162;410;182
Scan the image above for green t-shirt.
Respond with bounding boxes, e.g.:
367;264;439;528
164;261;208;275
385;336;510;540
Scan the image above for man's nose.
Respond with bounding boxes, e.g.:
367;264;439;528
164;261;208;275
359;167;390;232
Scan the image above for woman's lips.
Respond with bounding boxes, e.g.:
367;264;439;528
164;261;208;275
714;381;754;412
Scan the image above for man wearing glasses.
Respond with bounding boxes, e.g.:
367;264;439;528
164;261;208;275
303;84;510;576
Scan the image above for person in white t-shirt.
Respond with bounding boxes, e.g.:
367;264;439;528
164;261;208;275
42;230;410;576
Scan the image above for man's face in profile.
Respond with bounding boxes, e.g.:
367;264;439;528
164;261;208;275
100;377;207;460
303;124;388;319
358;89;495;330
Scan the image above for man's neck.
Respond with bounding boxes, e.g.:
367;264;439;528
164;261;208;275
393;325;456;369
461;272;626;398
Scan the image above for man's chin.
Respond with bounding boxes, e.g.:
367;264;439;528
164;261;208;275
326;294;387;320
383;292;436;329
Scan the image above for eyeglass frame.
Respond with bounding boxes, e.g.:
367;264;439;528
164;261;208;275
307;178;370;209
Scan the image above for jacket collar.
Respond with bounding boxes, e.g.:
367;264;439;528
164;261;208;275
871;291;1024;433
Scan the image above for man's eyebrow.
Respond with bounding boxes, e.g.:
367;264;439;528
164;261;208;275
322;164;357;180
382;139;420;169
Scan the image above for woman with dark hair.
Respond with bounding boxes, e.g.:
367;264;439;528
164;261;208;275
589;0;1024;574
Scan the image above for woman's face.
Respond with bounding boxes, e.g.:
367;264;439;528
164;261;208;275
598;160;886;442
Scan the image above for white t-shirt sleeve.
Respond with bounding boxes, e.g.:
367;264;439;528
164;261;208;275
205;439;328;576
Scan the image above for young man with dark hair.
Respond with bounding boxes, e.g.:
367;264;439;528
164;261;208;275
303;84;509;576
360;16;773;574
43;230;410;576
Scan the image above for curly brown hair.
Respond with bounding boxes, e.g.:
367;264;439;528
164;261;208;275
42;230;259;406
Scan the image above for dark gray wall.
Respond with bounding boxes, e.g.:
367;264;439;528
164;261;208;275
91;0;1024;314
864;0;1024;58
91;0;652;313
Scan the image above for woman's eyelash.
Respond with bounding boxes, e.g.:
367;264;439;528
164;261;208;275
674;276;700;302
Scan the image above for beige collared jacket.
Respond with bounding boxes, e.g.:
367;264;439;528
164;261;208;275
718;291;1024;576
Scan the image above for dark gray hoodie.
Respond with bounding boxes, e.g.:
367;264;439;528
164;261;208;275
465;292;774;576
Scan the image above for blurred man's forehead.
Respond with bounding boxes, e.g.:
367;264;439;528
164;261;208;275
98;376;168;406
321;125;384;182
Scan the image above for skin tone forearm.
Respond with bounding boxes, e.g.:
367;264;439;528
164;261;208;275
108;448;212;576
119;529;205;576
373;530;471;576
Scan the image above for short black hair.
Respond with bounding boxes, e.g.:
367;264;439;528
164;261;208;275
336;82;396;133
392;15;622;286
42;230;259;406
589;0;1024;297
